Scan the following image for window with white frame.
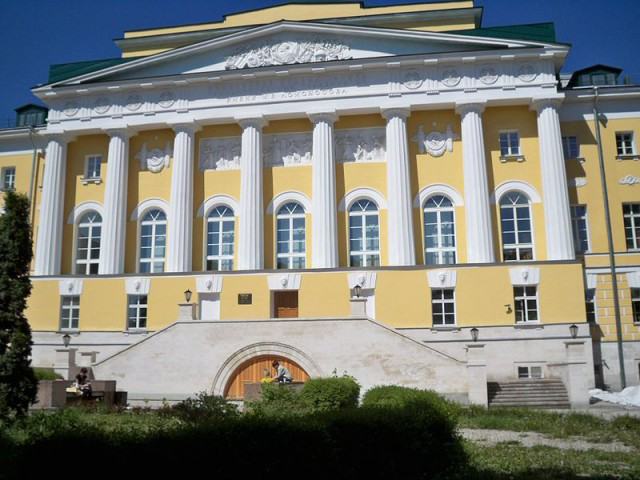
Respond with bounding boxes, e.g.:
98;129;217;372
500;192;534;261
499;131;520;156
585;289;597;323
623;204;640;250
570;205;590;254
518;366;542;379
616;132;635;155
432;288;455;326
514;286;538;323
206;206;234;271
1;166;16;190
139;209;166;273
632;288;640;324
562;136;580;159
349;199;380;267
276;202;306;269
84;155;102;179
75;211;102;274
423;195;456;265
60;296;80;330
127;295;148;330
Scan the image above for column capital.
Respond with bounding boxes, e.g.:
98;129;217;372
455;101;486;116
381;107;410;120
308;111;338;125
169;121;201;135
42;131;75;144
236;116;268;130
530;96;564;113
103;127;134;139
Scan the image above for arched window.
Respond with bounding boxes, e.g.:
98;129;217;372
75;211;102;274
139;209;167;273
500;192;533;261
423;195;456;265
349;199;380;267
206;206;234;271
276;202;306;269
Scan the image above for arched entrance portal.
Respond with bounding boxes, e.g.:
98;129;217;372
224;355;310;399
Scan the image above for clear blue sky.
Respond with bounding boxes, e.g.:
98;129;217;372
1;0;639;127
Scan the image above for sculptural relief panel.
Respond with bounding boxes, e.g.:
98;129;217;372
335;128;386;163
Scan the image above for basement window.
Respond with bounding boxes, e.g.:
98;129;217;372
518;366;543;379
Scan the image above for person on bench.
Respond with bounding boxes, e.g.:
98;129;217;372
272;361;292;384
74;367;92;399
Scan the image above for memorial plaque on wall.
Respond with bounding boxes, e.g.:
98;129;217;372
238;293;252;305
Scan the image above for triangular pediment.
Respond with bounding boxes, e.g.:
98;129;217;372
52;22;559;86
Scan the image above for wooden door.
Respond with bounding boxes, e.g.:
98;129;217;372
274;291;298;318
224;355;309;399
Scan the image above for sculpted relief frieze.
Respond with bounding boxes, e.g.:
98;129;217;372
263;133;313;167
199;137;241;171
225;38;352;70
411;124;459;157
136;142;173;173
335;128;386;163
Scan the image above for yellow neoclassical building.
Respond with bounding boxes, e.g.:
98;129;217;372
2;1;639;405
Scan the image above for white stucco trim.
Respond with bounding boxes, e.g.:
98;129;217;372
58;279;83;296
125;278;151;295
66;201;104;225
266;191;312;215
210;342;324;396
196;194;240;218
338;187;387;211
627;270;640;288
267;273;302;290
427;270;457;288
413;184;464;208
196;275;223;293
509;267;540;286
129;198;170;221
491;180;542;204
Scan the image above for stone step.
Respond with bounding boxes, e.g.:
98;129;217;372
490;394;569;400
487;379;569;408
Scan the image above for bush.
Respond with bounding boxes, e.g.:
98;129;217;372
163;392;239;423
362;385;460;422
247;382;306;417
298;376;360;413
33;368;63;381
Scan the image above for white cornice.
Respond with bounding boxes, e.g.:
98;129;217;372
35;21;565;91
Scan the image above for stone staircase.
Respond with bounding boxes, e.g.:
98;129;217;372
488;379;570;409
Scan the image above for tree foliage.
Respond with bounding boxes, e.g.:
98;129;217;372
0;190;38;420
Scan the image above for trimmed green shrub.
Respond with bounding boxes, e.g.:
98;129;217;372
298;376;360;413
163;392;239;423
33;368;63;381
246;382;307;417
362;385;460;422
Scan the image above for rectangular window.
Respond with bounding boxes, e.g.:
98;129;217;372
1;166;16;190
562;136;579;159
432;288;455;326
60;296;80;330
632;288;640;324
84;155;102;179
616;132;634;155
499;131;520;156
127;295;148;330
570;205;590;253
623;203;640;250
514;286;538;323
518;366;543;379
585;289;597;323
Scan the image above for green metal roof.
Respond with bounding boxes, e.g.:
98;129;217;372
48;58;136;84
453;23;557;44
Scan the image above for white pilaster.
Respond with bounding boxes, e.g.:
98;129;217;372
237;117;267;270
309;111;338;268
532;98;575;260
456;102;495;263
381;107;415;266
166;123;198;273
34;135;68;275
99;129;130;274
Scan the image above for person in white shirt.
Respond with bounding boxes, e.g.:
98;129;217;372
272;360;293;383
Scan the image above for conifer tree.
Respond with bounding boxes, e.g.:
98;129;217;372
0;190;38;420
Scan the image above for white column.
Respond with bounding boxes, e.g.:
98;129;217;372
237;117;267;270
99;129;130;274
309;111;338;268
532;98;575;260
34;135;68;275
456;102;495;263
381;107;415;266
166;123;198;273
